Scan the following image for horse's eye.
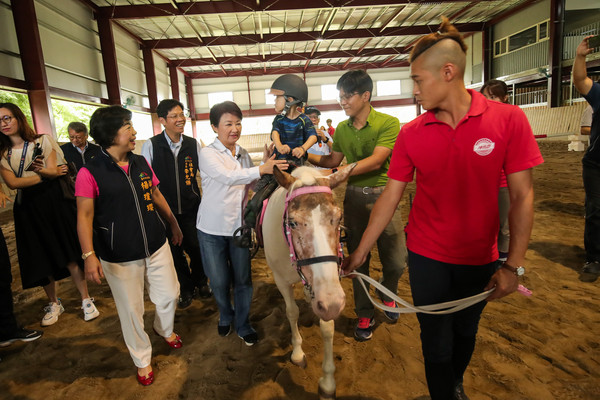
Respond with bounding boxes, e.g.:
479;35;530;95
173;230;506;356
288;220;297;229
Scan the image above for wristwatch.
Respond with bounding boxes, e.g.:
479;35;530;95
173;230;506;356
82;250;95;260
323;137;330;143
501;262;525;276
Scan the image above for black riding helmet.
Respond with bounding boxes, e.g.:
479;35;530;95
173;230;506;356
270;74;308;115
304;106;321;116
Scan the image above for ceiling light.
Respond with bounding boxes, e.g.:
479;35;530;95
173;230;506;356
316;36;324;42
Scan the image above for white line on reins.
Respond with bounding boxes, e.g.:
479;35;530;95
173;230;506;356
345;272;495;315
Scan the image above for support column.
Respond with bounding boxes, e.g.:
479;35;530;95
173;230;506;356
185;76;197;138
483;26;493;84
97;16;121;105
11;0;55;137
142;46;161;136
548;0;565;108
169;65;180;101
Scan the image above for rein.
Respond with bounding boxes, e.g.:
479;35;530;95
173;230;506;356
283;185;344;297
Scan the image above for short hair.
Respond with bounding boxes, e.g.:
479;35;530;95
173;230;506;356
410;17;468;63
337;70;373;101
89;106;132;148
0;102;39;155
67;121;88;135
209;101;243;127
156;99;184;119
326;119;332;123
480;79;509;102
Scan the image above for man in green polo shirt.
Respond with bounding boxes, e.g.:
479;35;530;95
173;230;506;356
308;69;407;341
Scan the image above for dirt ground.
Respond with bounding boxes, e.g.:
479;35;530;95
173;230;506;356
0;141;599;400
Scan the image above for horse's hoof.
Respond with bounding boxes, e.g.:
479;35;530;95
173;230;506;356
318;385;336;399
291;355;307;369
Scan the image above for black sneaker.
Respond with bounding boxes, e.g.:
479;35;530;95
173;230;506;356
218;324;232;337
238;332;259;346
196;284;212;299
0;327;43;347
178;292;194;309
454;382;470;400
354;317;375;342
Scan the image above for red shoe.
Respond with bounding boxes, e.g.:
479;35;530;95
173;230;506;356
165;333;182;349
137;370;154;386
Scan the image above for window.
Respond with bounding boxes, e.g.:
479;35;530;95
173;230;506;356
208;91;233;108
376;80;401;96
321;84;338;101
494;38;508;57
264;89;276;105
509;26;537;52
539;21;548;40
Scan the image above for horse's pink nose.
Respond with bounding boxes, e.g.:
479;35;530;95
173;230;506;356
314;295;345;321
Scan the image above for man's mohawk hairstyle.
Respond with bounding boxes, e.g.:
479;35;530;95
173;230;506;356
409;17;468;63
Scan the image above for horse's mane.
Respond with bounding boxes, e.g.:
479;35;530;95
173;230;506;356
290;166;321;190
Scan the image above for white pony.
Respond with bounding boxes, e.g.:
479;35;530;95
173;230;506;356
262;164;355;399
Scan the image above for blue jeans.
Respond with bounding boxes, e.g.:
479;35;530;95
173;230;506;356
197;230;255;337
583;164;600;262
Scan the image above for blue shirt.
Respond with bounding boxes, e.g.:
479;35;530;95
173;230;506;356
271;113;316;163
583;82;600;167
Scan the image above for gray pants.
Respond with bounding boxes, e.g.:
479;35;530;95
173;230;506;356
498;187;510;254
344;185;407;319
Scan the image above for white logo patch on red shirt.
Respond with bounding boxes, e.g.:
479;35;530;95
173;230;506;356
473;138;495;156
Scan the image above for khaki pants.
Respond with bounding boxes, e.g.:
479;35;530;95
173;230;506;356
102;240;179;368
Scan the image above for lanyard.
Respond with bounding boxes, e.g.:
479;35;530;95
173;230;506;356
7;141;29;178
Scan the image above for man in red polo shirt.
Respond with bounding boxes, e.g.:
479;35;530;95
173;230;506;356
342;18;543;400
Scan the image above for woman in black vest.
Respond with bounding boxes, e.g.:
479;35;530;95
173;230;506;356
76;106;183;386
0;102;99;327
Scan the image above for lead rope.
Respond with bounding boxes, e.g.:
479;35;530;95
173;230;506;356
343;272;532;315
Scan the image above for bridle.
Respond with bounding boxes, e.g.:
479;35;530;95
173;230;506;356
282;185;344;298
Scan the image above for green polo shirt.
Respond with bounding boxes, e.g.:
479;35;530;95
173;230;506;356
332;106;400;187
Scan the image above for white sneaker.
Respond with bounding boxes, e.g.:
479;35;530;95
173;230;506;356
82;297;99;322
41;300;64;326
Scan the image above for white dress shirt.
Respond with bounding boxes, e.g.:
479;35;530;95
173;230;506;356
141;131;203;162
196;138;260;236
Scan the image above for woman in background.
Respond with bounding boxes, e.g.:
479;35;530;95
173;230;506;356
0;102;99;326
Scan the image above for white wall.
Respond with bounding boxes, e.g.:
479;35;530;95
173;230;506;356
0;2;24;81
494;0;551;39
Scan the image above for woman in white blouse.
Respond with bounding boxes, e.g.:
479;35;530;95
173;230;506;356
197;101;287;346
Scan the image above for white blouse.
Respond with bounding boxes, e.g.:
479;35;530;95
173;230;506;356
196;138;260;236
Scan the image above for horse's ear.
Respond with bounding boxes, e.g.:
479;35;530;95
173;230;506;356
273;165;297;189
328;163;357;189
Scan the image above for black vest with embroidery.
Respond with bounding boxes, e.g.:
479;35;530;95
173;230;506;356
150;133;201;215
85;151;166;262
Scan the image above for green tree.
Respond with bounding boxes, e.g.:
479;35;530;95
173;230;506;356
52;99;99;142
0;90;33;126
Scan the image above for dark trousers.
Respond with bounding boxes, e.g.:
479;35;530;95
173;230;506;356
170;212;207;296
0;227;18;340
583;164;600;262
408;250;496;400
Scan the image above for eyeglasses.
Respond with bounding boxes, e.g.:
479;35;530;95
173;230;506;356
338;92;358;102
167;113;186;119
1;115;13;125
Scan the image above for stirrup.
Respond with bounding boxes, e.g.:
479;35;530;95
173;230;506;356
233;225;254;248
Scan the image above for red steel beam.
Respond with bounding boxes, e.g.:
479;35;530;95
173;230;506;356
169;65;181;101
187;60;410;79
171;47;408;67
97;17;122;105
185;76;196;120
142;47;159;112
10;0;55;137
144;23;484;49
97;1;478;19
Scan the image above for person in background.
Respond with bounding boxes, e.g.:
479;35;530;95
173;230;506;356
197;101;287;346
60;122;101;171
308;69;407;342
581;105;592;136
326;118;335;138
77;105;183;386
343;19;543;400
480;79;511;262
304;106;333;163
573;35;600;279
0;182;43;353
142;99;210;309
0;102;99;327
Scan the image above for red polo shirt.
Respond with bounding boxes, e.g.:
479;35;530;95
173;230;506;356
389;90;543;265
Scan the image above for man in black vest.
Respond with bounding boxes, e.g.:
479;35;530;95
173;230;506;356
141;99;210;308
60;122;102;171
